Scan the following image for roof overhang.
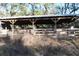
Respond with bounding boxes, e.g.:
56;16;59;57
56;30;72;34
0;15;78;20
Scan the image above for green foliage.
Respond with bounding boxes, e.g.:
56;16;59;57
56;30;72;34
0;3;55;16
0;3;79;16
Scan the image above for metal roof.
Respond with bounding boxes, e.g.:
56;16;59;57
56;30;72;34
0;15;78;20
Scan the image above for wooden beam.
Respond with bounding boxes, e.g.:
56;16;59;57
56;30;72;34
29;19;37;24
9;20;17;24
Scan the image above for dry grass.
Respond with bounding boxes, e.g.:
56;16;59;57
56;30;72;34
22;33;61;47
0;31;78;55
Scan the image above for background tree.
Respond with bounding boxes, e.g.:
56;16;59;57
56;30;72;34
0;3;79;17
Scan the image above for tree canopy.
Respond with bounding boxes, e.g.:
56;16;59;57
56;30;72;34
0;3;79;17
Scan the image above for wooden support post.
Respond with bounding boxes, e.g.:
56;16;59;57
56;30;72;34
9;20;16;39
29;19;37;35
32;19;36;35
51;18;60;39
51;18;60;32
9;20;16;31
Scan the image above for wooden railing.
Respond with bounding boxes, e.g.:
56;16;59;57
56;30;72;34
35;31;55;35
33;28;79;38
13;28;79;37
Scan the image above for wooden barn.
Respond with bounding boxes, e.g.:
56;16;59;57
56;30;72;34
0;15;79;38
